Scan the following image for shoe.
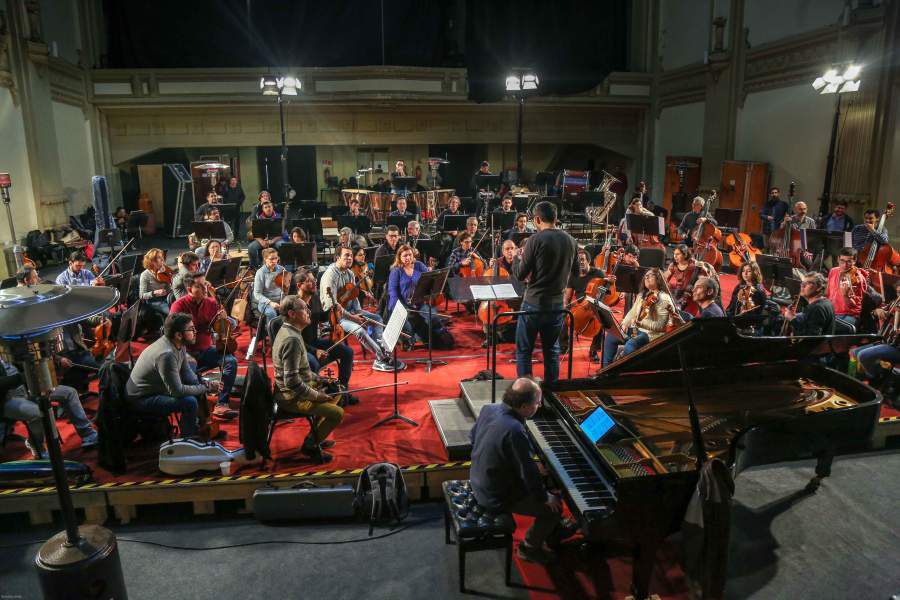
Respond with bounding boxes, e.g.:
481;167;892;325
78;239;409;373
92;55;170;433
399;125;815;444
589;352;600;364
373;359;406;372
212;405;238;420
25;439;48;460
516;542;557;565
320;440;336;449
345;394;360;406
300;443;333;464
80;430;99;449
546;518;580;549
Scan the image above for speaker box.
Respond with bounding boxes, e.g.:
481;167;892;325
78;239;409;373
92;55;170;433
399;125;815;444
253;485;357;521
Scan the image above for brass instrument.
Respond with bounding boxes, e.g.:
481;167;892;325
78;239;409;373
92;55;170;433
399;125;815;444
585;170;622;226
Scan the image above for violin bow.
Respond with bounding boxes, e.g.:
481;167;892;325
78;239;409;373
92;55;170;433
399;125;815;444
95;237;135;279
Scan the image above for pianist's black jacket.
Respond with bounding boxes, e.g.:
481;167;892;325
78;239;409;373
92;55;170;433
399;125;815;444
469;403;545;512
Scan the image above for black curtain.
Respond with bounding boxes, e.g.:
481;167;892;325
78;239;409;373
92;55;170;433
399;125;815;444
464;0;628;102
256;146;317;203
104;0;446;68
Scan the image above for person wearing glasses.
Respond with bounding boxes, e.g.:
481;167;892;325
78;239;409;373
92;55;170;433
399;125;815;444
247;198;285;269
826;247;868;327
374;225;402;261
782;272;834;336
125;312;223;438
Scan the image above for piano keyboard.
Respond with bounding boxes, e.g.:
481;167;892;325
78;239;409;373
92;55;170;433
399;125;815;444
527;416;616;519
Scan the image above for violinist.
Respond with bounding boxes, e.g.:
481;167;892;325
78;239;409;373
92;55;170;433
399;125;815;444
760;187;789;238
676;197;716;247
387;245;450;345
171;251;202;300
248;198;286;269
320;246;397;372
782;201;816;230
726;261;768;326
138;248;173;319
254;248;289;321
294;269;356;400
562;248;613;363
619;196;655;245
782;272;834;335
851;209;889;253
190;206;234;254
374;226;402;261
55;251;104;287
602;268;675;368
170;273;238;420
664;244;704;318
827;247;867;327
198;239;225;273
850;278;900;388
691;276;724;318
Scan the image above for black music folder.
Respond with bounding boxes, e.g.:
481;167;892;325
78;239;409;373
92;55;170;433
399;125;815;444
192;220;228;240
278;242;316;267
336;215;372;235
441;214;471;232
251;219;284;239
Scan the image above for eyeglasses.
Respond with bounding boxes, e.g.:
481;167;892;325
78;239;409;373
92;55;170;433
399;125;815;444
838;258;855;264
183;327;196;332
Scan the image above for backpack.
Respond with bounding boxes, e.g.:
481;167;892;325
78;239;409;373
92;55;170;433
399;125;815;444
355;462;409;534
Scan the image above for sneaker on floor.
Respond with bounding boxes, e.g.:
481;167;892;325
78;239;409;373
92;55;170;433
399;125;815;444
80;430;99;449
547;518;580;548
24;439;48;460
373;359;406;372
300;443;333;464
212;405;238;420
345;394;360;406
516;542;557;565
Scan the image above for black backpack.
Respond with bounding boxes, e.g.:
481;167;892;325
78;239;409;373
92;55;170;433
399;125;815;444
355;462;409;534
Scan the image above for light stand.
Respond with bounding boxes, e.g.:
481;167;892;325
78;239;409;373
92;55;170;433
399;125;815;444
505;70;539;186
0;284;124;597
278;94;290;210
820;93;842;217
0;173;26;270
260;74;301;214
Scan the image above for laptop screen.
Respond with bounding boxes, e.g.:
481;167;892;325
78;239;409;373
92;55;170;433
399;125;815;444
582;406;616;444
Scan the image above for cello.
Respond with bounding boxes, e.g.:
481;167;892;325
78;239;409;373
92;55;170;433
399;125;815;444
725;231;761;269
691;190;723;270
565;277;606;339
592;231;621;306
859;202;899;272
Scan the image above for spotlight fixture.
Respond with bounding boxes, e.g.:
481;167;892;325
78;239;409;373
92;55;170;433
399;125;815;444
505;70;540;93
259;75;301;96
812;64;861;95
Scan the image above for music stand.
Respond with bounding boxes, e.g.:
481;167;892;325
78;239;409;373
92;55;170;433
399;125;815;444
387;215;414;232
614;264;650;296
511;195;530;212
823;231;850;261
363;245;378;264
215;203;238;225
587;297;626;342
373;302;416;428
252;219;283;239
204;259;230;288
475;174;501;192
490;211;516;232
881;272;900;303
390;176;417;194
102;271;131;307
278;242;316;269
802;228;828;271
713;208;742;231
414;240;443;265
441;214;470;233
466;278;521;367
756;254;795;288
510;231;533;247
337;215;372;235
126;210;149;245
291;217;322;240
298;201;327;219
411;267;451;372
192;220;227;241
472;232;494;258
626;213;664;238
373;255;394;290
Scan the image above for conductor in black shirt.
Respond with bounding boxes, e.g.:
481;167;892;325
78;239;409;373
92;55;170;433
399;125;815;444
470;377;576;564
512;201;579;382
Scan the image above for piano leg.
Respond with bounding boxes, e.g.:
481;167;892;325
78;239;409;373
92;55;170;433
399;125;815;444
631;537;659;600
806;448;834;493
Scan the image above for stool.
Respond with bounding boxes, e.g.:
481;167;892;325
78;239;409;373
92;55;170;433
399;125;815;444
442;480;514;593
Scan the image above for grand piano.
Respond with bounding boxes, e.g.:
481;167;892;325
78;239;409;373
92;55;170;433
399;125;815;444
527;318;881;598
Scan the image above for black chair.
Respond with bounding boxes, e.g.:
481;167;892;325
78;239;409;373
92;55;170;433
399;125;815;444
832;317;856;335
257;354;324;463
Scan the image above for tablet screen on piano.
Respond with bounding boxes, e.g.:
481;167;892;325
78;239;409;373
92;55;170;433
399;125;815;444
582;406;616;444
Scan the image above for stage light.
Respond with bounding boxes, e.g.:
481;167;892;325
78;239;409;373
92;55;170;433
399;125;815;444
505;75;521;92
812;77;826;91
839;79;860;93
813;64;860;95
521;73;539;90
505;70;539;93
260;75;279;95
843;64;861;80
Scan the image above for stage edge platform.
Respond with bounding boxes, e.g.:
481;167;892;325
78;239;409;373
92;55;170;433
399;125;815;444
0;461;471;525
430;379;514;460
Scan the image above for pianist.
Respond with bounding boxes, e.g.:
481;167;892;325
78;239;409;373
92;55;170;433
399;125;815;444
469;377;577;565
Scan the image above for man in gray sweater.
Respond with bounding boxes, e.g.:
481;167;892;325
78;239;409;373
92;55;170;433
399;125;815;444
125;312;222;437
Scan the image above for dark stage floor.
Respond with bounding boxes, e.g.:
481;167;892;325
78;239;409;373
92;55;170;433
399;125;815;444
1;451;897;600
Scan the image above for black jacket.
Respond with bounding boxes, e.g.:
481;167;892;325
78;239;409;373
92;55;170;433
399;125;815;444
97;361;132;474
240;362;274;461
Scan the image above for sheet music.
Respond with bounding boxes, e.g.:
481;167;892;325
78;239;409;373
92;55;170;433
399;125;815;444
656;216;665;235
382;302;408;353
491;283;518;299
470;285;496;300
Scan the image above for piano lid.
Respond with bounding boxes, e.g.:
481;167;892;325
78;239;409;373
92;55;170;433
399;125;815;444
596;318;876;378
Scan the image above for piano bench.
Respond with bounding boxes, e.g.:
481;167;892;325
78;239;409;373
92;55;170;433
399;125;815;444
442;480;515;594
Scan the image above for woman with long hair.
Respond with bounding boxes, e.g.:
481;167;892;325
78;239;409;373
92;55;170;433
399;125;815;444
601;268;676;367
387;244;450;348
727;261;769;333
138;248;172;318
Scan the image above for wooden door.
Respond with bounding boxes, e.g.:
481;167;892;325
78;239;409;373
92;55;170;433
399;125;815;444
662;156;701;219
720;160;769;233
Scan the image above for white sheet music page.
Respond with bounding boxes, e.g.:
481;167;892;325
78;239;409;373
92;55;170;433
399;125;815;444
491;283;518;299
470;285;496;300
382;302;408;352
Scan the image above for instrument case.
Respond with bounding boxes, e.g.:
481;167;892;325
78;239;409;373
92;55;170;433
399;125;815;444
253;484;357;521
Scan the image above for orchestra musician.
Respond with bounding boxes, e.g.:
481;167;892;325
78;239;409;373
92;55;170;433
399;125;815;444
635;180;666;219
760;186;789;238
664;244;704;318
493;195;515;215
294;269;356;402
347;198;364;217
782;272;834;335
387;244;450;345
691;276;724;318
851;278;900;388
827;247;867;327
406;220;430;245
247;197;286;269
338;227;366;252
125;312;223;439
469;377;578;565
602;268;676;368
194;189;221;221
437;195;463;234
1;357;97;459
562;248;613;363
613;243;641;315
851;209;889;254
320;245;398;372
170;272;239;420
470;160;493;199
172;251;202;300
389;196;414;219
782;201;816;230
676;196;716;247
819;202;854;267
55;250;104;287
190;206;234;255
490;239;517;276
513;201;578;383
138;248;173;319
198;239;225;273
222;176;246;234
272;295;344;463
446;232;482;277
390;159;410;197
726;261;768;328
254;248;289;321
374;226;402;261
620;196;655;245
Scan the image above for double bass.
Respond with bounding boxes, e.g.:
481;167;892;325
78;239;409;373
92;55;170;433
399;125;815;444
691;190;723;270
859;202;899;272
768;181;806;269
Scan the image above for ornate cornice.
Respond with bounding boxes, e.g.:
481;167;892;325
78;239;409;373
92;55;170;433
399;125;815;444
656;63;706;114
49;57;88;111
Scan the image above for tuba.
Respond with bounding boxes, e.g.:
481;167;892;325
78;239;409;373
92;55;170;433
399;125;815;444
585;170;623;225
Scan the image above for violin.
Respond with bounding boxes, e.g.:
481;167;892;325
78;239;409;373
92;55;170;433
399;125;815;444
665;261;700;317
273;267;291;295
352;262;376;307
325;287;346;344
91;317;114;360
736;285;758;315
155;264;176;284
638;290;659;322
725;231;761;269
212;311;239;355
